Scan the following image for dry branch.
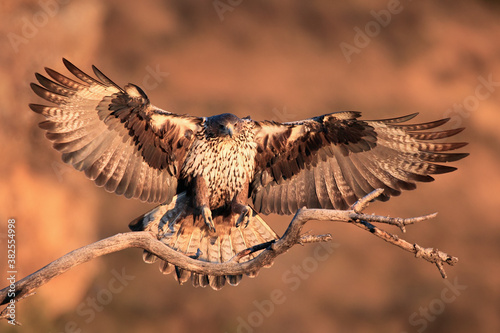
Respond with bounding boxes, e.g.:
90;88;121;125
0;189;458;324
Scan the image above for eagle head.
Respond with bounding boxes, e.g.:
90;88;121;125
206;113;242;138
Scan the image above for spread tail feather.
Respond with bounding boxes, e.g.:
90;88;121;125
129;195;278;290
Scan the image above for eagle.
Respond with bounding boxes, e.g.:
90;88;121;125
30;59;468;290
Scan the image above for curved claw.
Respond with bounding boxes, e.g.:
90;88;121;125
236;206;252;228
201;206;216;232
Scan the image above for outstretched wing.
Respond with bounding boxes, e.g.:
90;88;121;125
30;59;203;204
251;112;468;214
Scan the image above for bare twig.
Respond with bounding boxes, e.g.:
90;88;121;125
0;189;458;323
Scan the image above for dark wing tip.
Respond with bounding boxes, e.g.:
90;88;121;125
431;117;451;128
29;103;47;114
44;66;59;78
34;72;45;83
439;127;465;137
449;142;468;150
62;58;99;85
31;82;69;104
62;57;73;69
62;58;76;74
391;112;420;123
92;64;122;90
431;164;458;174
30;82;46;98
395;117;451;131
409;127;467;141
370;112;419;123
452;152;469;161
440;152;470;162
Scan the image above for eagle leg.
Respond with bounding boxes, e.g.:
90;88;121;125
201;205;215;232
192;176;216;232
232;186;252;228
157;193;190;237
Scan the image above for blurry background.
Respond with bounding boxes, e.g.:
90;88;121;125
1;0;499;332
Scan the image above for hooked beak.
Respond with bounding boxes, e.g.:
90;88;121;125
225;124;234;138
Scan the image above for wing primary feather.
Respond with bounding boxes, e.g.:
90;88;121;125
408;128;465;140
367;113;419;123
62;58;101;85
35;73;75;96
92;65;123;91
45;67;89;90
390;118;450;131
30;83;67;104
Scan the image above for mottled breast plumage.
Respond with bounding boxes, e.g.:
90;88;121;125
181;120;257;208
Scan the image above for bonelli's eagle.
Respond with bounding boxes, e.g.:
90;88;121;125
30;59;468;290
